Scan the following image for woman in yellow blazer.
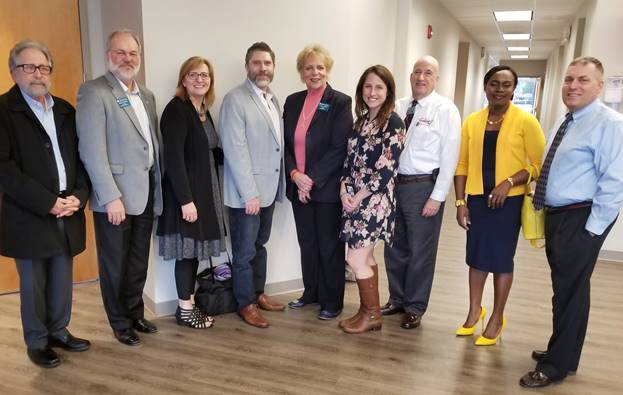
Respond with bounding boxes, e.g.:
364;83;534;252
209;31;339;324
454;65;545;345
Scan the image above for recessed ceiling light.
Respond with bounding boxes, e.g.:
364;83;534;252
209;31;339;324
508;47;529;51
494;10;533;22
503;33;531;40
511;55;529;59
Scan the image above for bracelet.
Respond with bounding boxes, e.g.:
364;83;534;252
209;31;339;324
290;169;299;180
506;177;514;187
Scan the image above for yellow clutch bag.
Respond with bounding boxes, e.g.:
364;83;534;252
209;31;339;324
521;173;545;248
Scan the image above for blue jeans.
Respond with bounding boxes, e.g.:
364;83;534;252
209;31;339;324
228;202;275;310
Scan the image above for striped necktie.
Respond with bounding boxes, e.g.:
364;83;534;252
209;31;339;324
403;99;418;129
532;113;573;210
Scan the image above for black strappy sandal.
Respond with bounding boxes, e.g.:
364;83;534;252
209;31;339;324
175;306;214;329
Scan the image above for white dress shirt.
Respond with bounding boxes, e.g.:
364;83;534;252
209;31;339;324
116;77;154;167
20;88;67;191
249;79;281;147
394;91;461;202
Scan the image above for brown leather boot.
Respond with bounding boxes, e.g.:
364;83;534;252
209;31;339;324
341;271;382;334
339;265;378;329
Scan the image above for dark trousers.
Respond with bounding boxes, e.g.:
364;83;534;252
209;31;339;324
537;207;615;380
383;180;444;316
175;258;199;300
93;179;155;331
15;254;73;349
228;202;275;310
292;199;345;311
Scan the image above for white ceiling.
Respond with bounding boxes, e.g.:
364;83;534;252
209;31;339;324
438;0;587;60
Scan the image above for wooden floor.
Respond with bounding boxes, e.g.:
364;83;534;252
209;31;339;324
1;208;622;395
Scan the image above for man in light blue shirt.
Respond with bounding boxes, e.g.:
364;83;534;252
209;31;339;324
521;57;623;388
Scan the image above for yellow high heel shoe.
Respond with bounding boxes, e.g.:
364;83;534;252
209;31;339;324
455;307;486;336
475;317;507;346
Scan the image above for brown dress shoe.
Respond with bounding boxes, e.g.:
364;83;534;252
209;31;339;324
339;265;378;329
342;272;382;334
400;313;421;329
239;304;269;328
519;370;555;388
381;302;405;316
257;293;286;311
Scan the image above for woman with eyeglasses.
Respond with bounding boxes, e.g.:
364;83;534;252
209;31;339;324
157;56;227;328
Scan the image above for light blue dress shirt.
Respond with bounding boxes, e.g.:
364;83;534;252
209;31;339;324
20;88;67;191
544;99;623;235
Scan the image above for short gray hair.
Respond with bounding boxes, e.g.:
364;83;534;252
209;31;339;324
106;29;142;53
8;40;53;71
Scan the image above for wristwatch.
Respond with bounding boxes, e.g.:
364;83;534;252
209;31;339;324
455;199;466;207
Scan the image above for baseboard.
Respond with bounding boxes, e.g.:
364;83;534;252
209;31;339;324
144;278;304;317
599;249;623;262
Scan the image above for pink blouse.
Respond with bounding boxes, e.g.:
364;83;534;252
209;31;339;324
294;86;326;172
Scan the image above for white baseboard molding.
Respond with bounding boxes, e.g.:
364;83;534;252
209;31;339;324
144;278;304;317
599;249;623;262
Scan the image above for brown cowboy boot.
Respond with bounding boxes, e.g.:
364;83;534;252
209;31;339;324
341;271;382;334
339;265;378;329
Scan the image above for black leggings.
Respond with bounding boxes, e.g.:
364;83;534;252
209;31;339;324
175;258;199;300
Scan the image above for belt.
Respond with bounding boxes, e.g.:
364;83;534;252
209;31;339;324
546;201;592;213
397;174;433;184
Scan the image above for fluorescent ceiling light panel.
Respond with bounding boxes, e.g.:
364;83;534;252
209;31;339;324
494;10;533;22
511;55;529;59
503;33;531;40
508;47;529;51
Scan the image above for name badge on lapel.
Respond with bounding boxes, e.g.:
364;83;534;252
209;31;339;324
116;97;130;109
318;102;330;112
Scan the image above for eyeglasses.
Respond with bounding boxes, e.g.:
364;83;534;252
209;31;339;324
15;64;52;75
187;72;210;80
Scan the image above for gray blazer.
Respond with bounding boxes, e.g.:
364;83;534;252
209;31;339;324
76;71;163;216
219;80;285;208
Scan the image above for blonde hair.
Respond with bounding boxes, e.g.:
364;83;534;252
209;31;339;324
296;44;334;78
174;56;215;107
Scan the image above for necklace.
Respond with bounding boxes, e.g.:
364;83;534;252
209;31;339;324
486;116;504;125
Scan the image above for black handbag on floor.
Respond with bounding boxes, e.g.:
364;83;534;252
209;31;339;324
195;255;237;316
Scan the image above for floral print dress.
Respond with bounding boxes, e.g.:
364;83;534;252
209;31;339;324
340;112;406;248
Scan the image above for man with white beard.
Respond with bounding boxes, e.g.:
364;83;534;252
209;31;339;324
76;29;163;347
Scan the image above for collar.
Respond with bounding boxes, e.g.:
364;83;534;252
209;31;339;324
248;78;273;101
569;99;600;122
19;86;54;111
115;75;140;95
413;90;438;107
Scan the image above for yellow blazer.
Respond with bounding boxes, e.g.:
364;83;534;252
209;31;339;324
455;103;545;196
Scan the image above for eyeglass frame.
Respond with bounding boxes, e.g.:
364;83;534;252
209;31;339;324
14;63;53;75
186;72;210;81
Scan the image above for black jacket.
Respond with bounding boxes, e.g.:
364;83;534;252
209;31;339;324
0;85;89;258
283;84;353;203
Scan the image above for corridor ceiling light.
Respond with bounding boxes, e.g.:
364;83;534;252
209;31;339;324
511;55;529;59
494;10;533;22
503;33;531;40
508;47;529;51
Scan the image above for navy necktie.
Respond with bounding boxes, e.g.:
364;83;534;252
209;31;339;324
533;113;574;210
403;99;418;129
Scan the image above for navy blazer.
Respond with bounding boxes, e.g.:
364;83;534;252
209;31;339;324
0;85;90;258
283;84;353;203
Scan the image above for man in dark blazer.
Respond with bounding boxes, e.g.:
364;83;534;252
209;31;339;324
282;48;353;319
0;40;90;368
76;30;163;346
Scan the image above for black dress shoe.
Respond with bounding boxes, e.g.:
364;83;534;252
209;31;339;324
49;332;91;352
400;313;421;329
381;302;404;316
531;350;576;375
27;347;60;368
114;328;142;346
133;318;158;333
519;370;555;388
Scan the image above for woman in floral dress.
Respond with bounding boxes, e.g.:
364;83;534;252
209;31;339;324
338;65;405;334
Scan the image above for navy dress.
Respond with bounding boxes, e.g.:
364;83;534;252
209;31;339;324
466;130;523;273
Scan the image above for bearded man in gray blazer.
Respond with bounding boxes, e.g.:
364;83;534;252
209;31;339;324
76;30;163;346
219;42;286;328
